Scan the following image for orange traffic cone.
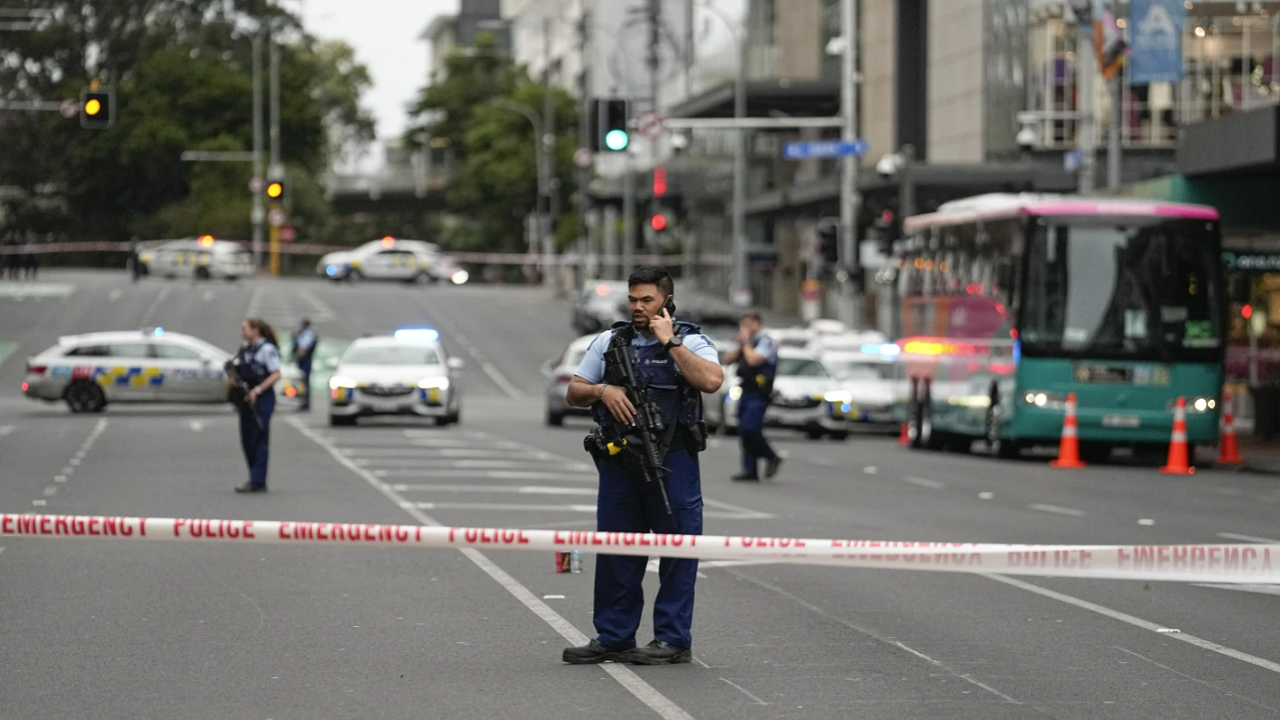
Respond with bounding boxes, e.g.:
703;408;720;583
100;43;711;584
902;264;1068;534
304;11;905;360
1049;393;1087;469
1160;396;1196;475
898;423;909;446
1216;391;1244;465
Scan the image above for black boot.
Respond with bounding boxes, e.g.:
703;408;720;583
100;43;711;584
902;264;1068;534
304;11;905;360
562;639;632;664
234;481;267;494
765;457;783;479
627;640;692;665
731;472;760;482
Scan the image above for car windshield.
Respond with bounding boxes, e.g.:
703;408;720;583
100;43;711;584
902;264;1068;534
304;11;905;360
826;360;894;380
342;345;443;365
778;357;829;377
1021;218;1222;360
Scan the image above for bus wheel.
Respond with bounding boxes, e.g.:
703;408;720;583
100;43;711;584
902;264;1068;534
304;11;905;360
985;395;1019;458
915;382;944;450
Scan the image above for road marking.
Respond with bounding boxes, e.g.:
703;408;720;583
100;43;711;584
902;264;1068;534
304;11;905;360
808;458;835;467
1218;532;1280;544
344;448;557;459
983;573;1280;676
1192;583;1280;596
287;416;696;720
31;500;45;507
978;491;995;500
718;678;769;706
0;425;13;436
892;641;1022;704
42;487;56;496
704;498;773;519
60;466;73;475
1028;503;1085;517
390;484;597;496
246;285;265;317
410;502;756;519
188;421;204;432
410;297;523;400
1137;518;1155;526
108;288;123;301
0;342;17;370
139;284;172;327
202;290;215;303
543;595;566;600
904;476;945;489
645;558;708;579
370;469;597;482
54;475;66;483
354;458;589;471
1114;647;1280;714
863;465;878;475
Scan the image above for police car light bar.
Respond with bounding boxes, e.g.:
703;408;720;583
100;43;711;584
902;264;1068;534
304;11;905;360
861;343;899;357
394;328;440;342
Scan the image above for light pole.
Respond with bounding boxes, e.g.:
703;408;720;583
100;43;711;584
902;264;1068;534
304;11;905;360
839;0;861;326
492;98;548;273
695;0;749;306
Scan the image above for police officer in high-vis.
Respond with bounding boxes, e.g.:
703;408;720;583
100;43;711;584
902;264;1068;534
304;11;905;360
562;266;724;665
234;318;282;494
723;312;782;481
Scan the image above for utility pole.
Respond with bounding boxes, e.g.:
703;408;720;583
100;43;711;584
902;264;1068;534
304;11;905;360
577;6;593;283
838;0;861;327
1076;26;1096;195
1108;74;1122;191
251;32;265;270
542;18;560;290
268;34;283;276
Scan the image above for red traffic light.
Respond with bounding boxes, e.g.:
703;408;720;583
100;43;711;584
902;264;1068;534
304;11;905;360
1242;304;1254;320
653;167;667;197
650;214;668;232
880;209;895;224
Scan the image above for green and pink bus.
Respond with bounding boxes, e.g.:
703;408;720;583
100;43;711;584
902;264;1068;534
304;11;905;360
895;194;1225;461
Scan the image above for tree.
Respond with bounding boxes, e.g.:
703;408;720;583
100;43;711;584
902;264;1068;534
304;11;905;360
0;0;374;242
405;34;579;254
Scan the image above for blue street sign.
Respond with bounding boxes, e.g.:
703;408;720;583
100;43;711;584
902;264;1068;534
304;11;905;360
783;140;868;160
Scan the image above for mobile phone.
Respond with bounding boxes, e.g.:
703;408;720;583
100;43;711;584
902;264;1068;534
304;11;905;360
662;296;677;317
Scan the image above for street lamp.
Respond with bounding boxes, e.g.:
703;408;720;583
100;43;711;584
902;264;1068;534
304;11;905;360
694;0;749;306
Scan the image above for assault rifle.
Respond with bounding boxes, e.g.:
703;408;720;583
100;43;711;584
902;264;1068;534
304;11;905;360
603;342;673;517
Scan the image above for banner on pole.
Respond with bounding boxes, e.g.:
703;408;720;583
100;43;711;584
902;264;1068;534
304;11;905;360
1130;0;1186;85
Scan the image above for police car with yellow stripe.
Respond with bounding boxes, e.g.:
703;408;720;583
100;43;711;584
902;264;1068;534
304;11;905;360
22;329;232;413
327;329;464;426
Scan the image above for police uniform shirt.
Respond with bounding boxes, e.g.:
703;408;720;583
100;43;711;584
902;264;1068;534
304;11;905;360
295;328;317;352
575;326;719;384
748;333;779;366
250;339;282;374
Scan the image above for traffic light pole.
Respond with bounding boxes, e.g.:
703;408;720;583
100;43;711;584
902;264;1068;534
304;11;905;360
268;35;283;277
251;31;265;271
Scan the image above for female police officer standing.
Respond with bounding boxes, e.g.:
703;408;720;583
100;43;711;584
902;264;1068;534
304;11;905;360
234;318;282;494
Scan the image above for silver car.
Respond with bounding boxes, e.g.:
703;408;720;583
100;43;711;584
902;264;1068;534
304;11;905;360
22;329;232;413
543;334;599;426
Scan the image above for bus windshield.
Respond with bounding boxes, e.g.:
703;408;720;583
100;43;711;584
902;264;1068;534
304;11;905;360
1021;218;1222;360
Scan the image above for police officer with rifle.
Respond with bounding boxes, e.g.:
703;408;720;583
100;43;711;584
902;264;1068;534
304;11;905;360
563;267;723;666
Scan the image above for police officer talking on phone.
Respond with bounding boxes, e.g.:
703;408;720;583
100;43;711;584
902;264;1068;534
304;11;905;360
562;266;724;665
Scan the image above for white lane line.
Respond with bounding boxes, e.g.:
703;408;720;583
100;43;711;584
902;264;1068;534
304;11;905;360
411;300;523;400
139;284;172;327
108;288;123;301
53;475;66;483
370;469;598;482
978;491;995;500
31;500;46;507
1028;503;1085;517
808;458;835;467
0;343;16;370
188;421;204;432
353;458;590;471
245;285;265;317
287;417;696;720
342;448;558;459
983;573;1280;676
1137;518;1155;526
202;290;215;303
0;425;13;436
1218;532;1280;544
42;487;57;496
60;467;73;475
863;466;878;475
391;484;597;496
412;502;755;519
718;678;769;706
704;498;773;520
1192;584;1280;596
1114;647;1280;714
903;476;945;490
892;642;1022;704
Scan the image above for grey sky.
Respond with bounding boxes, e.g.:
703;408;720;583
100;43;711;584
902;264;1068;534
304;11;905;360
302;0;458;164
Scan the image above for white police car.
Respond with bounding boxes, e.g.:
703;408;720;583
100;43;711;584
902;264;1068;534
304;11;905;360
318;237;443;283
22;329;232;412
141;236;255;280
328;329;464;426
721;348;850;440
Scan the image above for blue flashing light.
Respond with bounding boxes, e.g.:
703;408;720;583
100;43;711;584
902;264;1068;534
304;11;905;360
394;328;440;342
841;403;851;413
153;327;165;336
326;264;338;276
861;343;900;357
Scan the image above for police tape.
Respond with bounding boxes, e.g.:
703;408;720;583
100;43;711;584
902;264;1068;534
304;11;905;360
2;512;1277;584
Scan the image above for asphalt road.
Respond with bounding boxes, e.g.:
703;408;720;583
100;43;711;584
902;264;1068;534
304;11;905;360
1;270;1279;720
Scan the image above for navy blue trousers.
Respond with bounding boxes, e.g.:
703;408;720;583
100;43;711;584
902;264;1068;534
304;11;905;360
593;448;703;649
297;358;312;407
738;392;776;476
238;390;275;486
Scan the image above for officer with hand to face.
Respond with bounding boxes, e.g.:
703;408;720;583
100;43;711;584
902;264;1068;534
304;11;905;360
721;312;781;481
561;266;723;666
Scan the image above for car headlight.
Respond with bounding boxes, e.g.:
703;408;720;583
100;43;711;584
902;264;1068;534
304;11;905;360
450;270;469;285
824;390;854;404
1022;390;1069;409
1172;397;1217;413
729;386;742;401
418;377;451;390
330;376;357;390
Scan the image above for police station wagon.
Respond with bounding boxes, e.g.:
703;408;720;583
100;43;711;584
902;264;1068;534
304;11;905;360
22;329;233;413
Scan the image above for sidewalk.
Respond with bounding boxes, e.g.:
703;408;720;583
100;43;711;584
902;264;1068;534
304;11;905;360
1234;435;1280;475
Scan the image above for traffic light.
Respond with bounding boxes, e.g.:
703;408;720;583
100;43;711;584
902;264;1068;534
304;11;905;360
650;212;668;232
592;99;630;153
818;222;839;264
79;87;114;129
653;166;667;197
265;180;286;200
874;209;900;245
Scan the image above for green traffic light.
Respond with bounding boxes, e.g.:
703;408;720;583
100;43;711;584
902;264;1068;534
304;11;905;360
604;129;630;152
